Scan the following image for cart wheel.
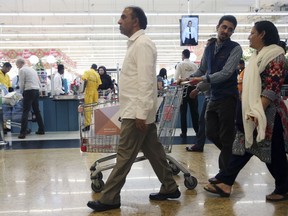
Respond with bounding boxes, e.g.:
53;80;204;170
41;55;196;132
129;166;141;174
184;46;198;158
95;172;103;180
184;176;198;189
91;180;105;193
169;162;181;175
90;171;103;180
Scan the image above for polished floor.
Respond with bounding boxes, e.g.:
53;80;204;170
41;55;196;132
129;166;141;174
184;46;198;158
0;131;288;216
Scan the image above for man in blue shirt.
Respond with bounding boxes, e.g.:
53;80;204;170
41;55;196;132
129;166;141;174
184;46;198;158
185;15;243;175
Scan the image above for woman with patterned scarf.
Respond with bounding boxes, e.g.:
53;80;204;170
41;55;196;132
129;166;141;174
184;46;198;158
204;20;288;202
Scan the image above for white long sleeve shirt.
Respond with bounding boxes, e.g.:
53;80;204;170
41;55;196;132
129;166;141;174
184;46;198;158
174;59;198;80
119;29;157;124
53;72;65;95
18;66;41;93
182;27;198;44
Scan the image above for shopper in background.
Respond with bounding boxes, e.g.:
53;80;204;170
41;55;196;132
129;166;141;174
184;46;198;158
186;82;210;152
46;75;51;96
182;15;242;175
1;62;13;134
204;21;288;202
175;49;199;139
53;64;65;95
0;62;13;92
87;6;180;212
98;65;114;96
279;41;288;84
156;68;167;122
81;64;102;132
237;59;245;97
235;59;246;133
16;57;45;139
157;68;167;96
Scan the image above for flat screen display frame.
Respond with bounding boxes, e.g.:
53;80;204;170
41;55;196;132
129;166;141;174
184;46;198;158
180;15;199;46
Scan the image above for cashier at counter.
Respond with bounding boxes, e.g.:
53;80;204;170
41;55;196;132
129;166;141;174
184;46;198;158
54;64;65;95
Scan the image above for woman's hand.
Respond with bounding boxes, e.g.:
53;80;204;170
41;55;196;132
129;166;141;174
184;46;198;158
247;115;258;126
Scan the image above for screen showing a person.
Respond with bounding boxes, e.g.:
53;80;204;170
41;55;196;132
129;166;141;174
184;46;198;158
180;15;199;46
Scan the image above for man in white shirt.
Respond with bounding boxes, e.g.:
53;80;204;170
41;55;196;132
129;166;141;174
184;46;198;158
182;20;198;45
87;6;180;212
53;64;65;95
16;57;45;139
175;49;199;138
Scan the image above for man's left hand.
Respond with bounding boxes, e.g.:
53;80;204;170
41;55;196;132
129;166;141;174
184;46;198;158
189;77;203;85
135;118;147;132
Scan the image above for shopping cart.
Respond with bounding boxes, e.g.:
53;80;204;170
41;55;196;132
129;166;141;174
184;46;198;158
2;100;35;134
0;88;36;134
79;85;198;193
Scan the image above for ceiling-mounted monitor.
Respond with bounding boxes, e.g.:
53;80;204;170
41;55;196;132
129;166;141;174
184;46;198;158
180;15;199;46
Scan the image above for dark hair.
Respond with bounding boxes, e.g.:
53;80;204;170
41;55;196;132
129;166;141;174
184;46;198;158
182;49;190;58
91;64;97;70
3;62;12;68
254;21;279;46
127;6;147;30
218;15;237;28
98;66;107;74
239;59;245;65
159;68;167;79
278;41;287;54
57;64;64;71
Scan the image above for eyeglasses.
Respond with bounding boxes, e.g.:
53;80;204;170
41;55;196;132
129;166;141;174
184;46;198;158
220;24;234;33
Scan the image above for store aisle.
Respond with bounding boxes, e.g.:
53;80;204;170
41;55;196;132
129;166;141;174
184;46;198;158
0;144;286;216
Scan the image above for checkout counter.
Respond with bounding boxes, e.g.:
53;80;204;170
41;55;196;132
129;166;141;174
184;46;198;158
40;95;82;132
10;95;83;133
32;71;82;132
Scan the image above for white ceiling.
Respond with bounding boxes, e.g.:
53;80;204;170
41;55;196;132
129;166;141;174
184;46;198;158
0;0;287;73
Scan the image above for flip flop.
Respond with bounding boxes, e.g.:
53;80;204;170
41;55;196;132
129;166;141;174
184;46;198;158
266;193;288;202
204;184;230;197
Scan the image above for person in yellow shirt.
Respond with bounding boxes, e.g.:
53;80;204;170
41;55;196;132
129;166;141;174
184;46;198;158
0;62;13;92
81;64;102;131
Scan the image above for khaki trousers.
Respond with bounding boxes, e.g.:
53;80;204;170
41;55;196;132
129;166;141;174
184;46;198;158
100;119;178;204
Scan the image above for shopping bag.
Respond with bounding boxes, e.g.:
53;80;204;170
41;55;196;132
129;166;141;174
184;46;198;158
3;92;23;106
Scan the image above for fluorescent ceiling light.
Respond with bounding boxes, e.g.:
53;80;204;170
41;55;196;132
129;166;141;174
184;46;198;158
0;32;258;37
1;24;288;28
0;12;287;16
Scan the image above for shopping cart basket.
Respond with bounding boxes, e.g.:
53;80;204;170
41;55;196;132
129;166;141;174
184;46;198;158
79;85;198;192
